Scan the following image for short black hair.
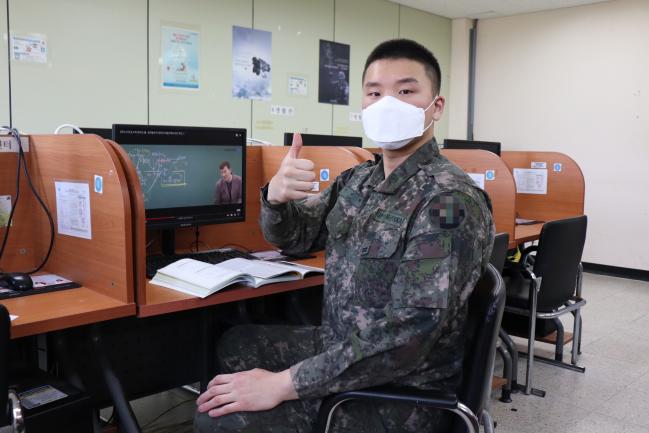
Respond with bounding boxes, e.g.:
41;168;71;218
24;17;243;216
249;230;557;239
362;39;441;94
219;161;231;170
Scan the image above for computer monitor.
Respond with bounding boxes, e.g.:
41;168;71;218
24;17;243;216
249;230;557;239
283;132;362;147
443;139;501;156
73;127;112;139
113;124;246;235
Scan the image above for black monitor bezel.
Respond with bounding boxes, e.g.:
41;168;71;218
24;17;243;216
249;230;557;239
443;139;501;156
283;132;362;147
73;127;112;139
113;124;247;229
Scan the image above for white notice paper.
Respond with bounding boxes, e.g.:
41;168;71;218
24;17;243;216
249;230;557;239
10;315;17;321
467;173;485;190
513;168;548;195
55;181;92;239
12;34;47;63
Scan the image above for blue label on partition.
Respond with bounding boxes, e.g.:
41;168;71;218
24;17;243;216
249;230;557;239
485;170;496;181
553;163;562;172
320;168;330;182
94;175;103;194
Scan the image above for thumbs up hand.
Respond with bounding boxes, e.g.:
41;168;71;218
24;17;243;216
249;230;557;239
267;133;316;205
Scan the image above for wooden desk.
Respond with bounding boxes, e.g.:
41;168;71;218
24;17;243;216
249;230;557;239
514;223;544;245
2;288;135;339
139;252;325;317
0;135;137;338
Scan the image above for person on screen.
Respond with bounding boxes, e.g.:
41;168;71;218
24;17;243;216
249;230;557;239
213;161;242;205
196;39;494;433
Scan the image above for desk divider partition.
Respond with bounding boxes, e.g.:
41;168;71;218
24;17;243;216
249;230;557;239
501;151;585;222
0;135;136;338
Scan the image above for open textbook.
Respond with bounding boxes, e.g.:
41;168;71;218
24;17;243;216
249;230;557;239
150;258;323;298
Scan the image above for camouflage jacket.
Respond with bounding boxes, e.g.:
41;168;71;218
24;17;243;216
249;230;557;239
260;140;494;400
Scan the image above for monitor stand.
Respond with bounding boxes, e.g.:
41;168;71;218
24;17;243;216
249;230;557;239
161;229;176;256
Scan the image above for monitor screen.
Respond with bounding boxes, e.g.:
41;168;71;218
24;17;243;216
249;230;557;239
443;139;501;156
113;124;246;228
283;132;362;147
73;127;112;139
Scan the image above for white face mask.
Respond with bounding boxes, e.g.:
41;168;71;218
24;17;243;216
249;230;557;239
362;95;438;150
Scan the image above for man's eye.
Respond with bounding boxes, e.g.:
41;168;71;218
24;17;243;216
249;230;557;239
399;89;414;95
367;91;380;97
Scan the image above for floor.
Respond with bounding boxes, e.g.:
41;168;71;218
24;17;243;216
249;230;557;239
117;272;649;433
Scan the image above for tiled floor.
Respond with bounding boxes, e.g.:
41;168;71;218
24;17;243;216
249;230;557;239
123;272;649;433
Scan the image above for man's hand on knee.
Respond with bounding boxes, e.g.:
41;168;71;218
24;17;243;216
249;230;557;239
197;368;298;417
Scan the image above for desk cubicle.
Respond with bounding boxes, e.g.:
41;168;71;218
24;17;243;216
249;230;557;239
501;151;585;244
0;135;136;338
120;145;370;317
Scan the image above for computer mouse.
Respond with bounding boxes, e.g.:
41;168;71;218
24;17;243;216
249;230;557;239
1;272;33;292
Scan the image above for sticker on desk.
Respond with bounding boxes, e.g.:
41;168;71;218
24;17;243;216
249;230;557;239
94;175;103;194
467;173;485;190
553;163;562;172
531;161;547;169
311;182;320;192
10;315;17;321
55;181;92;239
0;136;29;153
0;195;11;228
18;385;68;410
319;168;330;182
513;168;547;195
485;170;496;181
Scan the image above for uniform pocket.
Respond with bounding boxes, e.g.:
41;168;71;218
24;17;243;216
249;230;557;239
353;229;402;307
391;232;452;309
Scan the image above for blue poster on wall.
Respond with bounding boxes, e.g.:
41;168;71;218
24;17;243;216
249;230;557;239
318;40;350;105
232;26;272;100
161;26;200;90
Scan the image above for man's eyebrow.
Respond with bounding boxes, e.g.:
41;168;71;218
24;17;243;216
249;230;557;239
396;77;419;85
364;81;381;88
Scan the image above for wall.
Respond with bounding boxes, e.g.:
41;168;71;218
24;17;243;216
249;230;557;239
0;0;8;127
473;0;649;270
0;0;452;144
447;18;472;140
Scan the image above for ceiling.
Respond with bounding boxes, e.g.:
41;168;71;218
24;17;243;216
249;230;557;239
389;0;612;19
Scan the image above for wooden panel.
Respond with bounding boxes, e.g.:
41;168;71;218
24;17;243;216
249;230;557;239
1;287;135;339
502;151;585;222
105;139;147;305
346;147;375;164
0;141;39;272
28;135;134;304
441;149;517;247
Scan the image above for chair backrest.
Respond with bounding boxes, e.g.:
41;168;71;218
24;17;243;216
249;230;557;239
0;304;10;427
454;265;505;432
533;215;587;311
489;232;510;274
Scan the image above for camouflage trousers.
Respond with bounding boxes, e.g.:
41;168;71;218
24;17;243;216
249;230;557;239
194;324;451;433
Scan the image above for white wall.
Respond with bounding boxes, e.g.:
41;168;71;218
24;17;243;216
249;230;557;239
473;0;649;270
0;0;9;127
447;18;472;139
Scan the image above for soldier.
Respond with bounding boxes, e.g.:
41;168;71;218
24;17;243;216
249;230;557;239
195;39;494;433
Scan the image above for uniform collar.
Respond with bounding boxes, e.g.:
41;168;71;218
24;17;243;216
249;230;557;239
368;139;440;194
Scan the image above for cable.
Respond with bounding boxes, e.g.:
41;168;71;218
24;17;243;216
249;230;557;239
53;124;84;134
140;399;194;430
0;128;23;270
0;127;56;274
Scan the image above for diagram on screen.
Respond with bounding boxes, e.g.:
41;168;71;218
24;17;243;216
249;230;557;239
127;148;189;201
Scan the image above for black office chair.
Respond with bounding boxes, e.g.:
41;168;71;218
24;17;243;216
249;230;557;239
315;264;505;433
502;215;588;395
1;304;24;433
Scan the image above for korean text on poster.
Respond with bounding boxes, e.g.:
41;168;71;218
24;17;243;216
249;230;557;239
161;26;200;89
513;168;548;195
12;34;47;64
318;40;350;105
55;181;92;239
232;26;272;100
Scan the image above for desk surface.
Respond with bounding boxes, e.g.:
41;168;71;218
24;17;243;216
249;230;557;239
138;252;326;318
514;223;544;245
2;287;135;339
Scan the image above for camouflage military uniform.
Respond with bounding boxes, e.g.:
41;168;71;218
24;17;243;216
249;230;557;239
195;140;494;433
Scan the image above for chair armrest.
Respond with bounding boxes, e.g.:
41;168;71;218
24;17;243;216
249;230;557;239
520;245;538;268
315;387;470;433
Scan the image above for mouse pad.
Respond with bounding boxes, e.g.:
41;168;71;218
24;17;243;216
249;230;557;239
0;273;81;300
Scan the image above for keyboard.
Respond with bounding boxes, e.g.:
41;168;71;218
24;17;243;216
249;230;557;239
146;248;257;278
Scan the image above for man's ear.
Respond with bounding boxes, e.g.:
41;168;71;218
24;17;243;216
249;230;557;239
432;96;445;121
